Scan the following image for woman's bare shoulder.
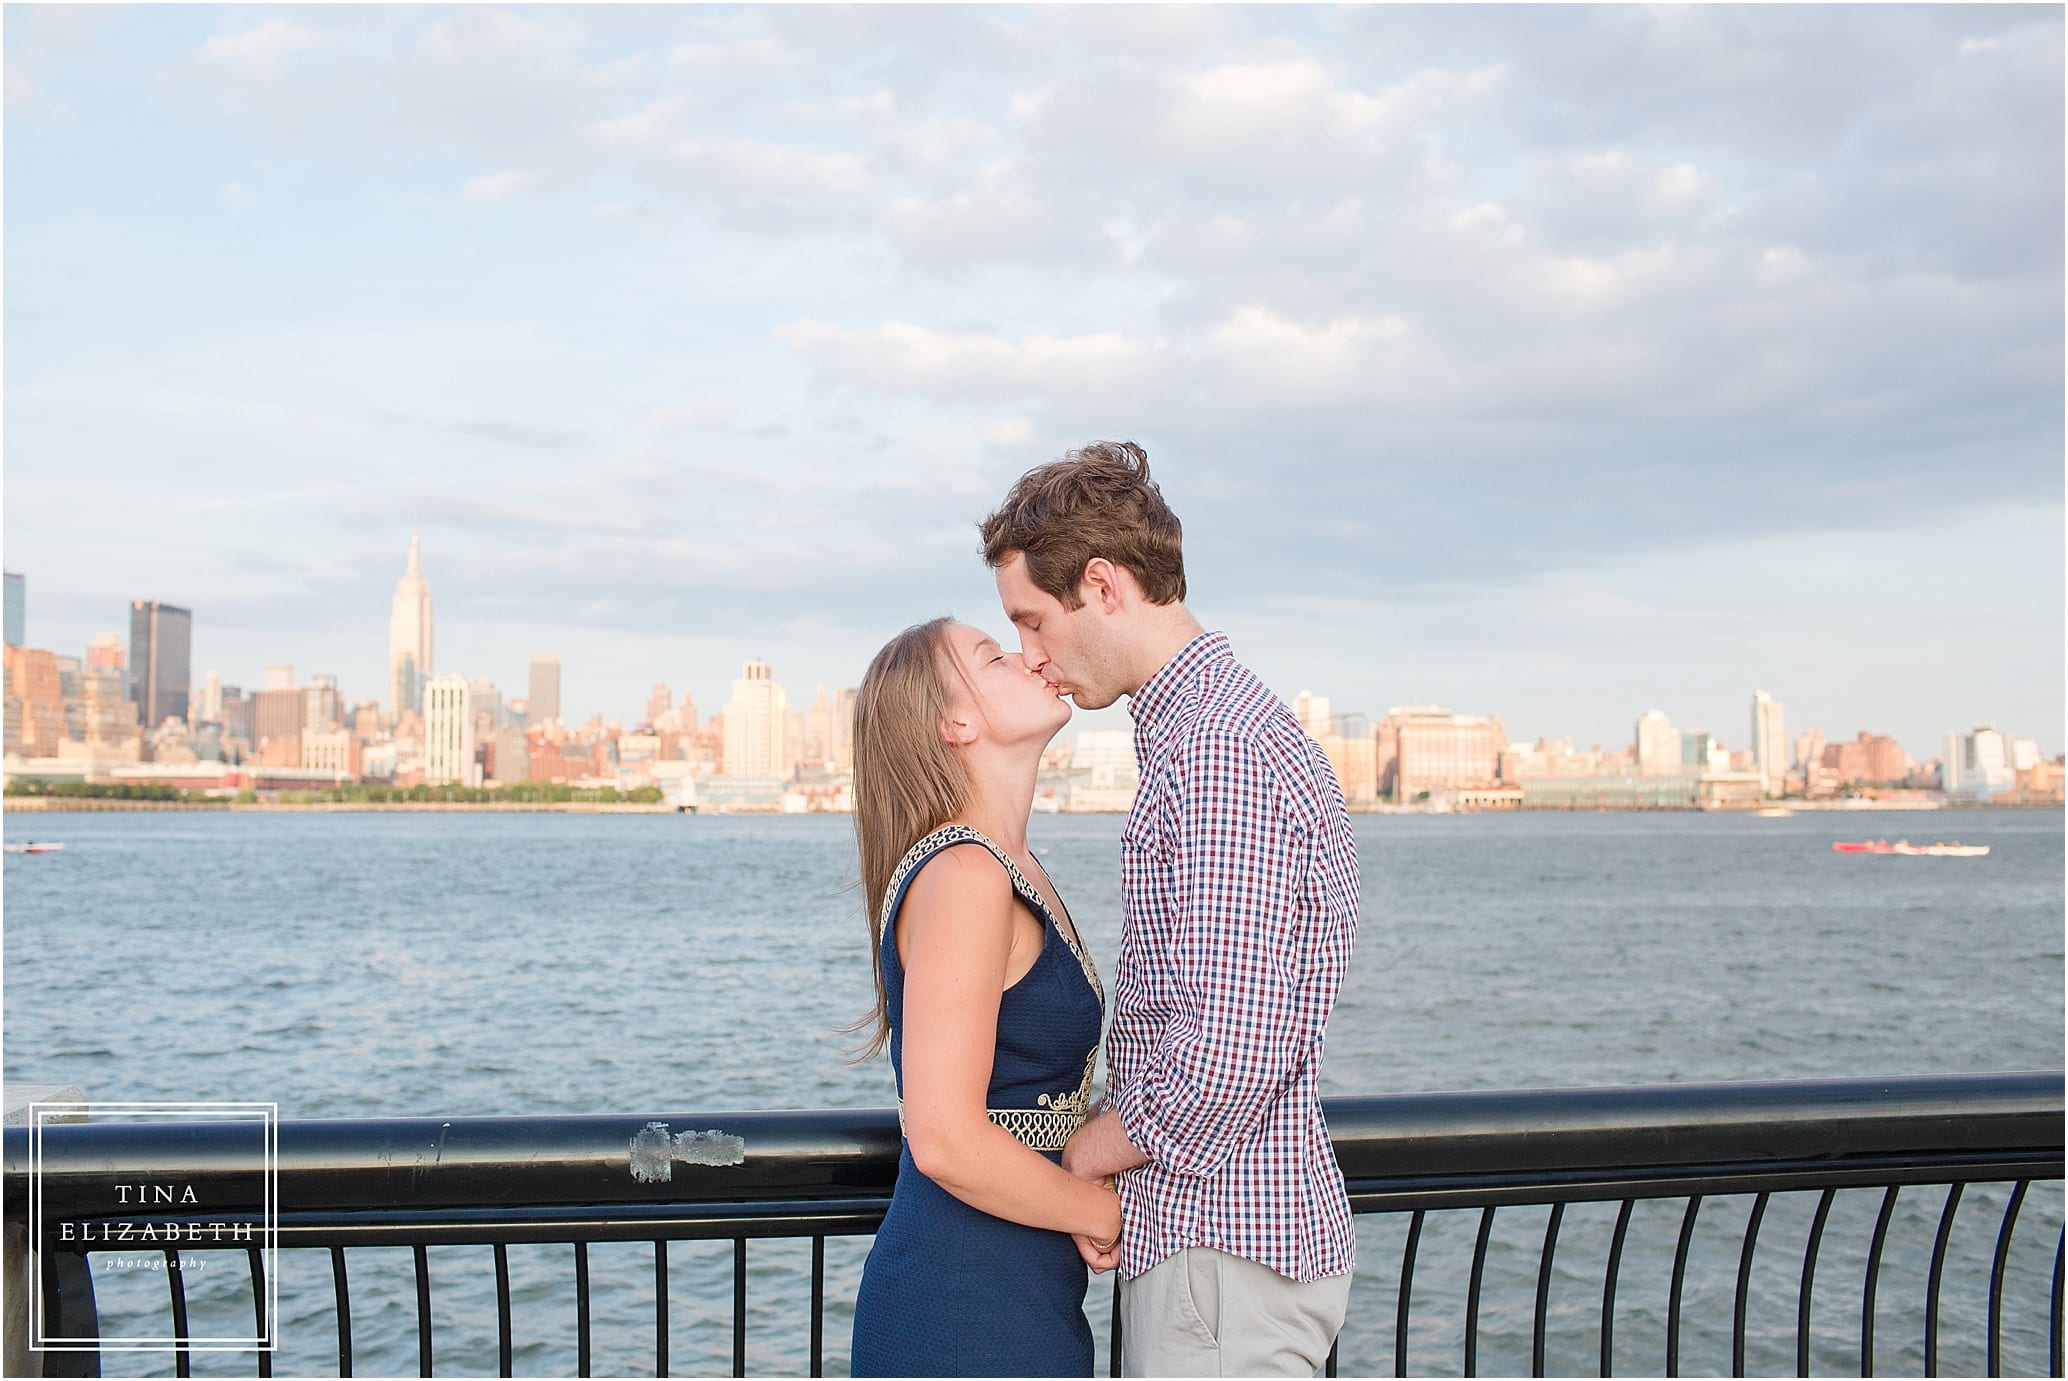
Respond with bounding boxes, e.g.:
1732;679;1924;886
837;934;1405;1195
903;840;1013;912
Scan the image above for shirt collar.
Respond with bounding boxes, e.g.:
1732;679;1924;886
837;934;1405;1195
1128;630;1231;734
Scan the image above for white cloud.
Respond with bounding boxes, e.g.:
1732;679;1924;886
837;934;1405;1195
1206;307;1429;404
589;96;687;147
669;38;789;72
649;400;736;431
776;321;1170;403
888;117;997;168
882;159;1095;266
985;416;1035;449
672;139;871;199
463;170;537;202
221;181;259;210
197;19;330;80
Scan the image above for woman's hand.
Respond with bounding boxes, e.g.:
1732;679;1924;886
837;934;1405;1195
1073;1179;1122;1273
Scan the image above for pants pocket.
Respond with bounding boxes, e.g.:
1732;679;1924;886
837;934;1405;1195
1177;1248;1220;1349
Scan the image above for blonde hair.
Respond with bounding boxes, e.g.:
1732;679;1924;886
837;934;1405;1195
845;617;972;1059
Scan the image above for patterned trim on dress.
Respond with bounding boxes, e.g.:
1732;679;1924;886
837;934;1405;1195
895;1098;1087;1153
881;823;1106;1152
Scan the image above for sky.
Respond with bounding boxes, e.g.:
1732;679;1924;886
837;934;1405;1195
5;4;2062;758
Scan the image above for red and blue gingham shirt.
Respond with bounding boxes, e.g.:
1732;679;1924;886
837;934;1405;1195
1108;630;1360;1283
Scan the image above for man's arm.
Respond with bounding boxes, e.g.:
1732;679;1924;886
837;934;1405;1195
1106;727;1320;1180
1060;1103;1148;1182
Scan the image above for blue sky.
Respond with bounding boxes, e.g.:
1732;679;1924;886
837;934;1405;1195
5;4;2061;757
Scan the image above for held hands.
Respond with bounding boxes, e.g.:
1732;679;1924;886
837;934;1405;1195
1072;1178;1122;1273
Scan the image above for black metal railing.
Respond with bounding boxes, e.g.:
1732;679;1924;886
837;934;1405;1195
8;1072;2062;1378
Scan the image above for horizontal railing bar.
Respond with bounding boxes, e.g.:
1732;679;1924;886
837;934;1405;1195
33;1150;2062;1256
35;1202;895;1249
1342;1153;2066;1213
10;1074;2060;1225
1325;1072;2064;1182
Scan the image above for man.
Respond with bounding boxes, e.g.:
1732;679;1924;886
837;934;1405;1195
980;441;1360;1377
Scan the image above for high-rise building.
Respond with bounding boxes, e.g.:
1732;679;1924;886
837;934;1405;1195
197;671;224;724
253;687;306;767
129;600;192;729
1794;727;1826;777
86;633;125;673
265;665;295;691
76;667;140;759
806;686;832;764
831;688;857;773
1635;709;1680;775
467;678;501;743
1291;691;1333;741
304;675;344;734
389;529;435;718
528;653;561;726
424;673;479;786
646;683;672;728
1376;706;1507;802
1944;726;2016;798
220;687;248;745
3;646;64;757
723;659;788;778
351;700;386;741
679;690;699;733
3;572;23;648
1751;690;1787;797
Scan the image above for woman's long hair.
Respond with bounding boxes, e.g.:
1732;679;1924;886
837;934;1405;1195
845;617;972;1060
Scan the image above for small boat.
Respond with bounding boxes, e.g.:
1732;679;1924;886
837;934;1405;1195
1754;806;1794;818
3;841;64;854
1832;839;1988;857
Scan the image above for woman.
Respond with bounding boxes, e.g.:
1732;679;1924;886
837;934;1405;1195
848;617;1118;1377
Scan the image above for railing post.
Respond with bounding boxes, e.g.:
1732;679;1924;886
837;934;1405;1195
4;1085;88;1380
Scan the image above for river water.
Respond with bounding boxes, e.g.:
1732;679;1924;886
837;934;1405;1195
6;807;2061;1376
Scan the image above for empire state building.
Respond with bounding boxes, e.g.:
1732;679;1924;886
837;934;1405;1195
389;529;435;716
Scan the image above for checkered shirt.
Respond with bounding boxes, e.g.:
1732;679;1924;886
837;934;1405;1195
1107;630;1360;1283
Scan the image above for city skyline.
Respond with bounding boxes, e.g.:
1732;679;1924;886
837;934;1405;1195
4;7;2060;757
4;546;2053;769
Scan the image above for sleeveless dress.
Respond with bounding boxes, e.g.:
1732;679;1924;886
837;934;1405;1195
850;824;1107;1377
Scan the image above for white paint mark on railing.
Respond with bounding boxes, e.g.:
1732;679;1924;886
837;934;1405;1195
630;1121;747;1181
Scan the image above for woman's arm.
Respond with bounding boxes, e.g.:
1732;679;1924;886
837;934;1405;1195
896;845;1122;1247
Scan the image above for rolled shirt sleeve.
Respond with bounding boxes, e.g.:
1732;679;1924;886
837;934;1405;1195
1114;727;1317;1179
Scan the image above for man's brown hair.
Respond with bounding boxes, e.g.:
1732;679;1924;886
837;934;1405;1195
979;441;1186;609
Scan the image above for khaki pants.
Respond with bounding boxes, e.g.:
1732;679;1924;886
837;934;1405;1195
1119;1247;1352;1378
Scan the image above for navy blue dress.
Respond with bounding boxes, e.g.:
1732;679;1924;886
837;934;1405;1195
850;824;1106;1377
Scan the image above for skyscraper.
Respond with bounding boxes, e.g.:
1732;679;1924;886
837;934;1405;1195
1751;690;1787;797
528;653;562;726
424;673;479;786
197;672;224;725
831;687;857;773
3;572;22;648
723;659;788;778
1634;709;1680;775
86;633;125;673
389;529;434;718
1291;691;1333;741
128;600;192;729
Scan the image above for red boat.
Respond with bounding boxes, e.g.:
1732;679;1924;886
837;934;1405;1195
1831;840;1989;857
